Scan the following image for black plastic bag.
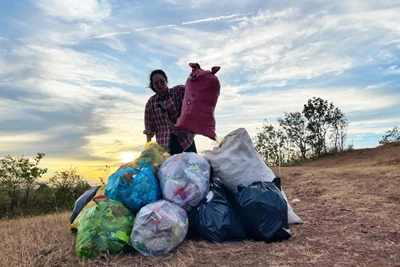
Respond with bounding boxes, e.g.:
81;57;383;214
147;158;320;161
70;186;101;224
236;178;291;242
195;189;246;242
185;208;200;239
210;175;236;204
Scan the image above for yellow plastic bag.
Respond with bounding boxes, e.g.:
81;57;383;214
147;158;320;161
117;141;170;175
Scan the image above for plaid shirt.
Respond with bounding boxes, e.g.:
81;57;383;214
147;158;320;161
143;85;195;153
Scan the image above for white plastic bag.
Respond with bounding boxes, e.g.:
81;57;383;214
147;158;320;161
204;128;303;224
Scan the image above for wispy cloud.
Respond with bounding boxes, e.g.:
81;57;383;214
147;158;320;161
387;65;400;74
161;0;211;8
92;31;131;39
0;133;49;151
34;0;112;22
135;24;177;32
165;7;400;85
133;13;249;32
182;14;242;25
9;44;139;86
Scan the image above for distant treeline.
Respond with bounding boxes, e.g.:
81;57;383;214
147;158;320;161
254;96;400;166
0;153;107;219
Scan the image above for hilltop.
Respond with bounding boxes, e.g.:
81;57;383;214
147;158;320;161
299;141;400;168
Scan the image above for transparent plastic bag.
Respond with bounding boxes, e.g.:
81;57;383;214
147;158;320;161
131;200;188;256
158;152;210;212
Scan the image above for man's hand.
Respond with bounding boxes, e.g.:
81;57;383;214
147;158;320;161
145;133;154;142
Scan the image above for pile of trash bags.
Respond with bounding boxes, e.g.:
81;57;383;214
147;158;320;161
70;128;302;259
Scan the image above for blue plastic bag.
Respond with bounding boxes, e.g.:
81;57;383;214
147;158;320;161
105;161;161;214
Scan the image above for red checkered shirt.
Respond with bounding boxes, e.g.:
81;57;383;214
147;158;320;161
143;85;195;153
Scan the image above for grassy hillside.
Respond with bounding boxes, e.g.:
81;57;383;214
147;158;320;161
1;143;399;267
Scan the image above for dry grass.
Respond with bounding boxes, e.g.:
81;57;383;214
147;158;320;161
1;143;399;267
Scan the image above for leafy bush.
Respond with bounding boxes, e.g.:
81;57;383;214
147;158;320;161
379;126;400;145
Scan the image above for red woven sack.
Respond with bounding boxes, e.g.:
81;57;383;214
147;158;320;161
175;63;221;140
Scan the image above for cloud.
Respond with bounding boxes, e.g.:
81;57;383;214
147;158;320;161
135;24;177;32
92;31;131;39
182;14;242;25
162;7;399;85
0;132;48;147
161;0;210;8
9;44;139;87
78;87;151;161
387;65;400;74
0;39;147;159
132;13;250;32
34;0;112;22
0;81;150;159
211;82;400;139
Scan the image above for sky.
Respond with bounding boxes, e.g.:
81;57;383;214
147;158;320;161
1;0;400;183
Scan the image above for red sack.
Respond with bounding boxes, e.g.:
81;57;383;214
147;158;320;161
175;63;221;140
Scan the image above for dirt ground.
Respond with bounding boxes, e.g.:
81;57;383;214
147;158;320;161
1;142;399;267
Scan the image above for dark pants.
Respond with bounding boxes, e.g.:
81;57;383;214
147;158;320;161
170;134;197;155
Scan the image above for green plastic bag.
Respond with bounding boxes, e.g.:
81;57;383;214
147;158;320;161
76;195;135;258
